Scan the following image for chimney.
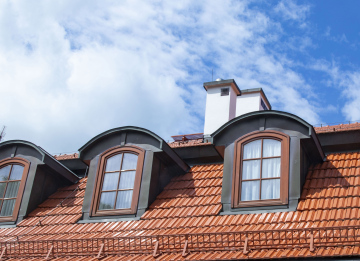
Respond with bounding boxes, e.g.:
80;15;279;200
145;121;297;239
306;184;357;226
203;79;271;135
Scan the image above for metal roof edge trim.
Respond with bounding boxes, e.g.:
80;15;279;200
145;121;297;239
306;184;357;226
210;110;324;158
78;126;164;156
0;140;79;182
211;110;312;137
0;140;46;161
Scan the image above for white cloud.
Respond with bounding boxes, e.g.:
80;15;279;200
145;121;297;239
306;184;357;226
0;0;323;153
324;26;349;43
274;0;310;23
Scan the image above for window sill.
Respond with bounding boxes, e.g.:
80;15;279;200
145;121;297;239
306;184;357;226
92;208;135;217
80;212;140;223
233;199;288;208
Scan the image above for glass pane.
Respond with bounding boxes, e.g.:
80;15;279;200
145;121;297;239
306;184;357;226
5;181;20;198
261;179;280;199
263;139;281;157
119;171;136;189
98;192;116;210
9;165;24;180
241;180;260;201
262;158;281;178
0;199;15;216
0;183;6;198
121;153;138;170
105;154;122;172
101;172;119;191
242;160;260;180
243;140;261;159
0;165;10;182
116;190;133;209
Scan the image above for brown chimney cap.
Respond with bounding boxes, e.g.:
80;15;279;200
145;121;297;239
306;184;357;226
203;79;241;95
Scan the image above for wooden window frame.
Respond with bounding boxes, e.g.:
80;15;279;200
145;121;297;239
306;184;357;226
0;157;30;222
91;145;145;216
232;130;289;208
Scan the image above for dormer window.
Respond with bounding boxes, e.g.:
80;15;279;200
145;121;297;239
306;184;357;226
0;158;30;222
91;146;144;216
232;131;289;208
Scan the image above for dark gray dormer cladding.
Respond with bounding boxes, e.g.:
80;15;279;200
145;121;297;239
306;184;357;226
0;140;79;226
208;110;324;215
79;126;189;222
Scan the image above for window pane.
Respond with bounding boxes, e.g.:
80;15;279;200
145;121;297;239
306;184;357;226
0;199;15;216
241;180;260;201
119;171;136;189
0;183;6;198
262;158;281;178
243;140;261;159
5;181;20;198
9;165;23;180
263;139;281;157
116;190;133;209
261;179;280;199
102;172;119;191
105;154;122;172
98;192;116;210
121;153;138;170
242;160;260;180
0;165;10;182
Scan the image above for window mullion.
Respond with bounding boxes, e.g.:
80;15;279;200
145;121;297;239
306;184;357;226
0;164;12;213
114;153;124;209
259;139;263;200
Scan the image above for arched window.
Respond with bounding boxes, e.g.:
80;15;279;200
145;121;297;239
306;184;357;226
0;158;30;222
232;131;289;208
91;146;144;216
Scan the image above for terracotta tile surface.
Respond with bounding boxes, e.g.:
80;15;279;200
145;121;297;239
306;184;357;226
2;155;360;259
168;139;211;148
53;153;79;160
164;123;360;150
315;122;360;133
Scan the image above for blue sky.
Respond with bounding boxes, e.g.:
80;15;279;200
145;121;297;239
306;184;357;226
0;0;360;153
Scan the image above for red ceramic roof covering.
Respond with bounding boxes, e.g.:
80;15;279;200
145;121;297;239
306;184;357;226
314;122;360;133
168;138;211;148
53;153;79;160
1;153;360;259
166;122;360;148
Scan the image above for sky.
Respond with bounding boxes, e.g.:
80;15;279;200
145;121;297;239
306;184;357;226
1;0;360;154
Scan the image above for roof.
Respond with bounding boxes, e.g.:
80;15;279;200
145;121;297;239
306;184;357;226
168;139;211;148
53;153;79;160
0;152;359;259
314;122;360;133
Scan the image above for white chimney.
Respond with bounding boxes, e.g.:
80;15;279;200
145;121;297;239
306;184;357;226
203;79;271;135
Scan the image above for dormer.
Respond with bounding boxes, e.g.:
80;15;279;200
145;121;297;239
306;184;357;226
208;110;324;214
79;126;189;222
0;140;79;225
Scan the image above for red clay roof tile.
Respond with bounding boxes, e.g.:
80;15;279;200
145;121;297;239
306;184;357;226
1;157;360;259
